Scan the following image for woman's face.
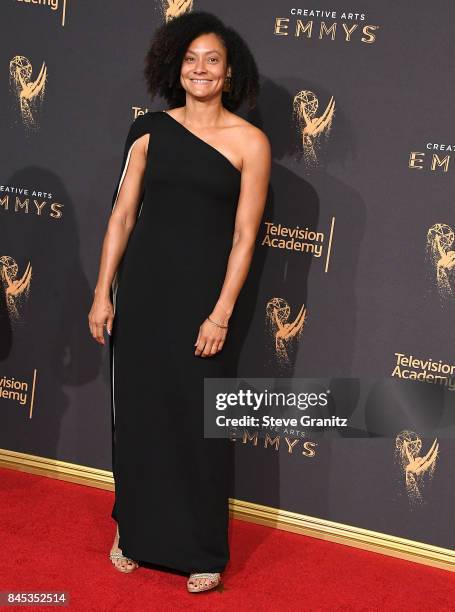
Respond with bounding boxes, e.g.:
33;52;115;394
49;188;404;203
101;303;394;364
180;32;231;101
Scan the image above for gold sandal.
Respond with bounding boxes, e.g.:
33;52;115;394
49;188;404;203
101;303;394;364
187;572;221;593
109;549;138;573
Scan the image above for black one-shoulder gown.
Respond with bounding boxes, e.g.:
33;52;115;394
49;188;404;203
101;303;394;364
109;110;241;573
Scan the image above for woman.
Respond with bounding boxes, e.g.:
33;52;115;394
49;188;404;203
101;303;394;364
88;11;270;593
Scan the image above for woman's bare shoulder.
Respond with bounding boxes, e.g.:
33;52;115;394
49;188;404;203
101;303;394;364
227;111;269;143
226;112;271;165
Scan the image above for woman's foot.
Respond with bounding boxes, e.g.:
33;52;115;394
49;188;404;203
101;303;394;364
187;572;221;593
109;525;139;573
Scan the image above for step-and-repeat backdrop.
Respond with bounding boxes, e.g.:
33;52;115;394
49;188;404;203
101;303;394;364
1;1;454;551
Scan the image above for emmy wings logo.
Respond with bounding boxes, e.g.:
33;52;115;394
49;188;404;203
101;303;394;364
266;297;307;364
426;223;455;300
395;431;439;505
9;55;47;131
0;256;32;320
293;90;335;167
160;0;193;22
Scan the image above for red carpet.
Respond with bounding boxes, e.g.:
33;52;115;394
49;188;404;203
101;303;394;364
1;467;454;611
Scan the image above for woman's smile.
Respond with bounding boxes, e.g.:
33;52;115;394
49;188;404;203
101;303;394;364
190;78;213;84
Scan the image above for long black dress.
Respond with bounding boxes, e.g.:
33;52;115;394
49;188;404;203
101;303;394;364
109;110;241;574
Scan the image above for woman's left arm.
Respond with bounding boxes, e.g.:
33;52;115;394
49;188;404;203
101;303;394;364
195;127;271;357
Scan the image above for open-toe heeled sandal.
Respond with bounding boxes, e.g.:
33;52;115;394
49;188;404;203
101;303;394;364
187;572;221;593
109;549;138;573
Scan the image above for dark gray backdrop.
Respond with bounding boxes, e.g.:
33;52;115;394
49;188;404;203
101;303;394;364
1;1;454;550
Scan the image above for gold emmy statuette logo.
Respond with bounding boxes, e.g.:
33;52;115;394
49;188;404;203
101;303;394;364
426;223;455;299
266;297;307;363
0;256;32;319
293;90;335;167
162;0;193;22
395;430;439;504
9;55;47;130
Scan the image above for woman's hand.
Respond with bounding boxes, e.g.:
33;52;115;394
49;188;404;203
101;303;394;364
88;293;114;345
194;314;229;357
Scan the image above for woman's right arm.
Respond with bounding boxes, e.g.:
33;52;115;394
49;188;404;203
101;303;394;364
88;133;150;345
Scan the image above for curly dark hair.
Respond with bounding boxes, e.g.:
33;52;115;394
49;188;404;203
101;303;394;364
143;11;259;112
